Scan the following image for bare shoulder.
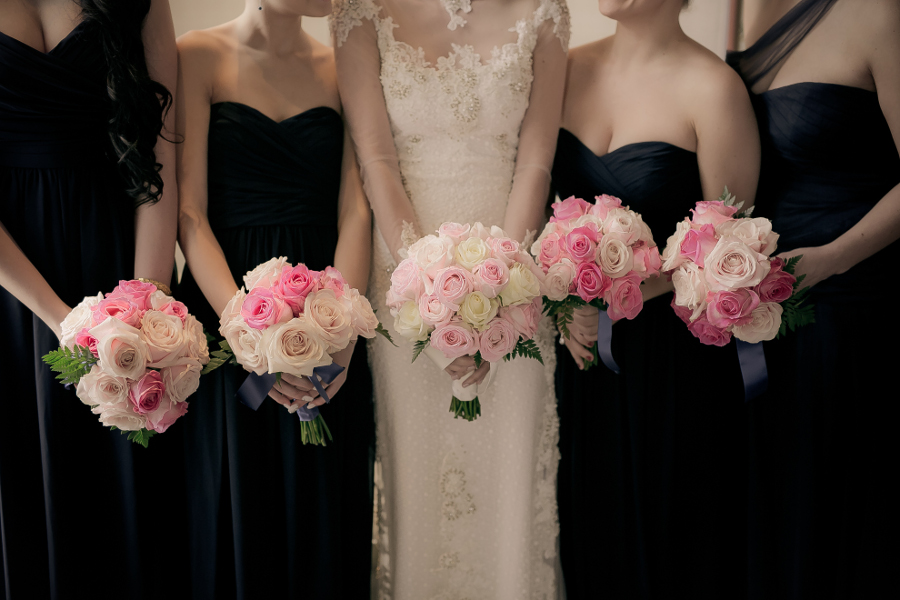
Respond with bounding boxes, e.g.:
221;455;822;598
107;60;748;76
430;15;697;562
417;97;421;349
176;25;235;69
677;40;750;112
308;34;336;71
855;0;900;43
565;37;611;92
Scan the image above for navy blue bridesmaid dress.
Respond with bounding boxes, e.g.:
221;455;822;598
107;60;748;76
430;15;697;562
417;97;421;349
551;132;748;599
729;0;900;596
0;20;187;599
176;102;374;600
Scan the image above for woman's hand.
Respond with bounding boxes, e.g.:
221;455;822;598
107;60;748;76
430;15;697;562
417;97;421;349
777;245;838;290
561;306;599;369
445;355;491;388
268;373;320;410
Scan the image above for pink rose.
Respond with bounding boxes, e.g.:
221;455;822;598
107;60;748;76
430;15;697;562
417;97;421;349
632;244;661;277
499;296;542;339
754;268;795;304
318;266;347;299
537;232;566;270
157;300;188;325
590;194;623;221
690;201;738;227
75;327;100;357
145;396;188;433
91;297;142;328
679;223;718;268
552;196;593;222
438;222;471;243
128;369;165;415
240;288;292;331
107;280;157;311
418;294;453;328
565;227;599;263
488;237;520;266
574;262;612;302
472;258;510;298
433;267;474;310
687;315;733;347
276;264;320;316
769;257;785;272
385;287;409;312
670;295;694;325
706;289;760;329
390;258;424;301
429;320;478;360
606;272;644;321
478;318;518;363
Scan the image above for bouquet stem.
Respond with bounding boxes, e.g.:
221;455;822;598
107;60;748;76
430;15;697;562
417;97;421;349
449;397;481;422
299;415;333;446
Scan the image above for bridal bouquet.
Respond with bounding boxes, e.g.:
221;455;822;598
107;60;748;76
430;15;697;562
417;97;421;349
387;222;544;422
661;189;814;346
532;195;660;369
42;280;209;447
214;257;389;446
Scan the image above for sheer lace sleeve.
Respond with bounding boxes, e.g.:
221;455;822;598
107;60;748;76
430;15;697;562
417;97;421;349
503;1;569;241
332;0;418;260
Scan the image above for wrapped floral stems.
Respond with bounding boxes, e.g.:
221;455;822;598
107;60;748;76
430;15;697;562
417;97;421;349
661;188;815;399
388;222;545;422
211;257;391;446
42;280;210;447
532;195;661;372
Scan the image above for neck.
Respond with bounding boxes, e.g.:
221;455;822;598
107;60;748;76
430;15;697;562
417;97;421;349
609;5;687;64
235;2;308;56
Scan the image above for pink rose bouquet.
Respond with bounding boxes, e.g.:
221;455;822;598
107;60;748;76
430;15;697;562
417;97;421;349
42;280;210;447
531;194;661;369
387;222;545;422
212;257;391;445
661;188;814;346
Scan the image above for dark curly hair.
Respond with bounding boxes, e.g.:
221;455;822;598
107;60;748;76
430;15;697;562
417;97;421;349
78;0;173;207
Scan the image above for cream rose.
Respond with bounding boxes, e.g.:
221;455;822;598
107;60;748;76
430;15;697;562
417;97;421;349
544;258;576;301
343;288;379;339
140;310;187;368
597;236;634;279
704;236;771;291
303;289;354;354
661;218;692;272
75;365;129;407
148;289;175;310
715;217;779;256
162;359;203;403
733;302;783;343
220;289;246;327
243;256;289;290
91;402;146;431
672;262;709;320
59;293;104;348
183;315;210;365
603;208;643;245
90;317;151;380
261;319;332;377
458;292;500;331
499;263;542;306
220;318;267;376
455;236;492;271
394;301;432;342
409;235;455;279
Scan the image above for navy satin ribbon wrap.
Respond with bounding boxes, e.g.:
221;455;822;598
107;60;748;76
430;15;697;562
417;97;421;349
237;363;346;422
597;309;621;375
736;339;768;401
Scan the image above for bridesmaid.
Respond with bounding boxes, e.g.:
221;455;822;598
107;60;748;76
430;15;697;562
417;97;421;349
175;1;374;597
551;1;760;597
0;0;181;597
729;0;900;596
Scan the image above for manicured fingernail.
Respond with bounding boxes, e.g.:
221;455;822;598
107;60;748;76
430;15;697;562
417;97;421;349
302;395;313;402
307;402;316;409
287;403;299;414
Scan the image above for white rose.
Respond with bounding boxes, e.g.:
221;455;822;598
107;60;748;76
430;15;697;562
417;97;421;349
341;288;379;339
220;317;267;376
499;263;542;306
75;365;129;407
140;310;187;368
393;300;432;342
458;292;500;331
303;289;354;354
409;235;455;279
733;302;783;343
469;222;491;240
183;314;210;365
161;359;203;403
704;236;771;291
571;214;604;231
59;292;103;348
602;208;643;245
91;401;146;431
715;217;779;257
638;219;655;245
531;222;560;257
148;289;175;310
261;319;333;377
672;262;708;320
219;289;246;328
544;258;576;301
661;218;692;272
455;237;492;271
596;236;635;279
90;317;151;380
243;256;288;290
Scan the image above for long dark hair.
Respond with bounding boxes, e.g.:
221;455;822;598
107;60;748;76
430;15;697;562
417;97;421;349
78;0;173;207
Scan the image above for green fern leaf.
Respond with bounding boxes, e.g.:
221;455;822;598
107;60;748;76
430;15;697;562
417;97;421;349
411;339;428;363
375;321;397;346
125;428;157;448
42;345;99;385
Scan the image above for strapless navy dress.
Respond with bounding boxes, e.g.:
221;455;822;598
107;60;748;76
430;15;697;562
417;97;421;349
551;131;749;599
729;0;900;595
176;102;374;600
0;21;187;599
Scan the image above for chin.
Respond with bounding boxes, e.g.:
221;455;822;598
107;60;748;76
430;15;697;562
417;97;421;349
269;0;333;18
598;0;668;20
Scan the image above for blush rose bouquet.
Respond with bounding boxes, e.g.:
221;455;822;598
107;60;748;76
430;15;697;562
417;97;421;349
387;222;545;422
661;188;814;347
531;194;661;369
42;280;210;447
211;257;391;446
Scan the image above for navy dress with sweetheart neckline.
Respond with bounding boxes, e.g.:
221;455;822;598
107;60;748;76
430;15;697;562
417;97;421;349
176;101;374;600
552;129;748;599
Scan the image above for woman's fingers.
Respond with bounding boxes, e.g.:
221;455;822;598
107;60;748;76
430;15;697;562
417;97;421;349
446;356;476;379
281;372;316;392
268;387;294;409
564;336;594;369
462;361;491;388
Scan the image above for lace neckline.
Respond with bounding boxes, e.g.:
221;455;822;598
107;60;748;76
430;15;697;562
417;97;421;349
441;0;474;31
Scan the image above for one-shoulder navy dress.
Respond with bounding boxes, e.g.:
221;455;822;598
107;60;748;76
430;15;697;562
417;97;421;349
729;0;900;596
551;132;748;599
176;102;374;600
0;20;187;598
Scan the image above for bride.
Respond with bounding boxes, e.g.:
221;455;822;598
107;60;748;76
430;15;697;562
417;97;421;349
332;0;569;598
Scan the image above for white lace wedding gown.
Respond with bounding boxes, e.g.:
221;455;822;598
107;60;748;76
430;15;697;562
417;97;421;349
332;2;569;598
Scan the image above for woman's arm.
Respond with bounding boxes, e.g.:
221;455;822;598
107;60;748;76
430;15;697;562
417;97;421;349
502;17;568;242
134;0;178;286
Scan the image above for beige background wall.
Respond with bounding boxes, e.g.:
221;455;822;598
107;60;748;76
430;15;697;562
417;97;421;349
171;0;730;56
